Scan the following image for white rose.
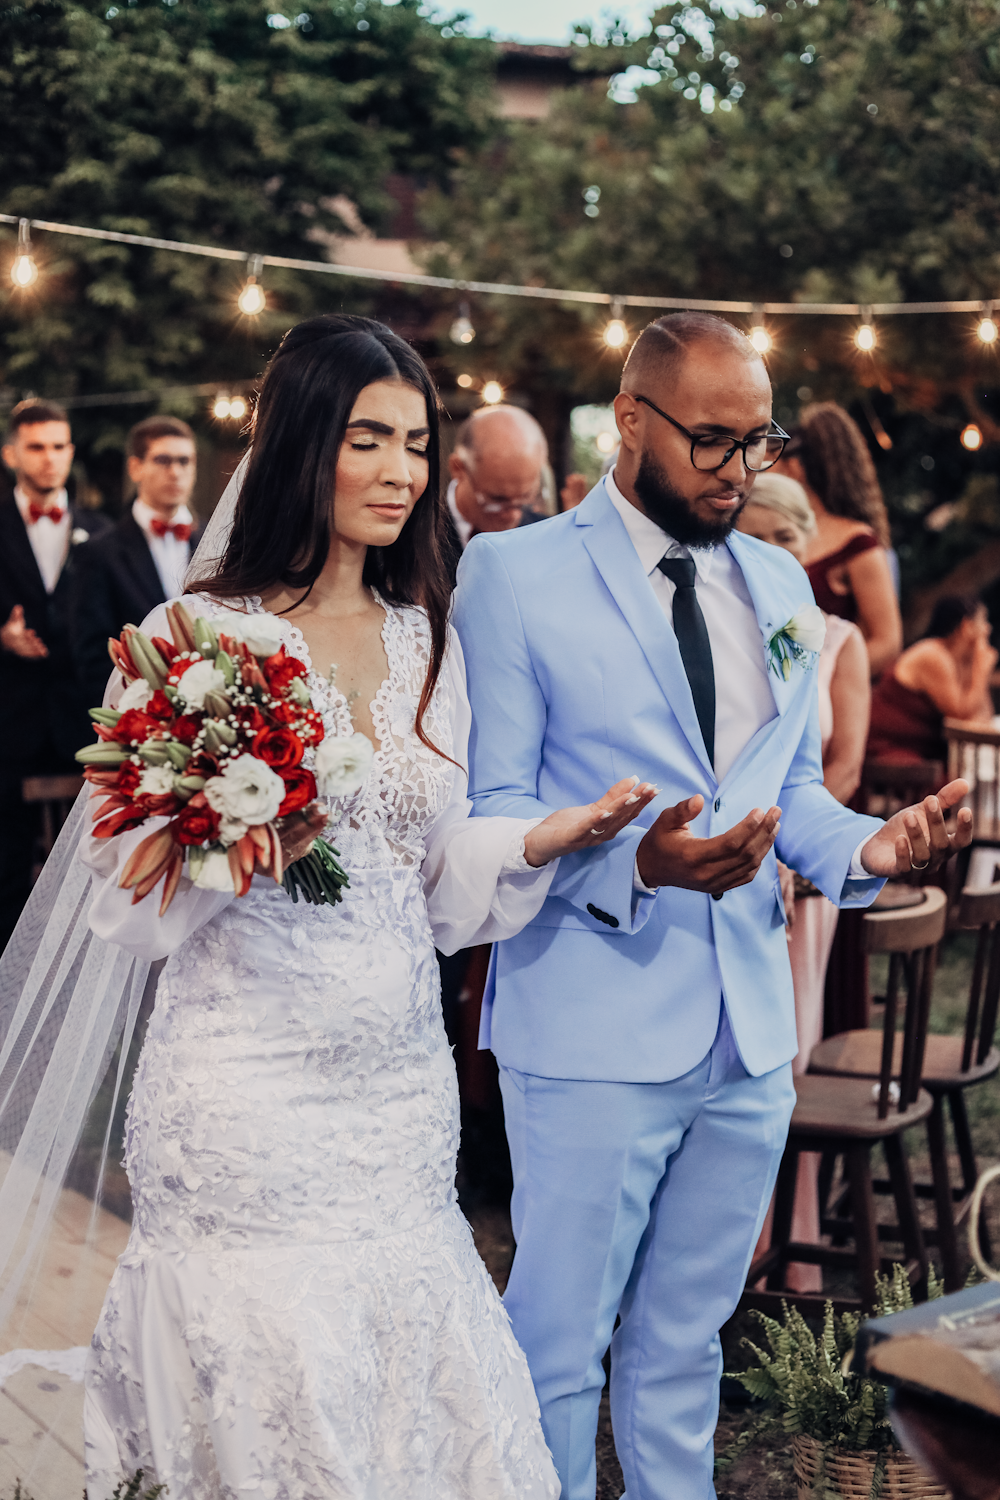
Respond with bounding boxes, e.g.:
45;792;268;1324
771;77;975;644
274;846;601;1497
189;847;235;891
315;732;374;798
213;611;284;659
784;604;826;654
203;754;285;826
138;764;176;797
217;815;249;847
176;658;226;711
118;676;153;712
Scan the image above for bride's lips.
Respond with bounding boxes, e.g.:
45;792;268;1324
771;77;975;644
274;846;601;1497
368;503;408;518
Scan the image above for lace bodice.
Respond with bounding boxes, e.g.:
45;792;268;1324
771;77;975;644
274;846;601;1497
211;593;458;873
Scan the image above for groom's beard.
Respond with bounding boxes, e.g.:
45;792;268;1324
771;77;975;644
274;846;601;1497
633;450;747;550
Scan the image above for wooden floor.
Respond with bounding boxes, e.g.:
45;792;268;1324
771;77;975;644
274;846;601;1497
0;1182;129;1500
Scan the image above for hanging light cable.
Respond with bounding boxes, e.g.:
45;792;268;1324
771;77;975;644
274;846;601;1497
237;255;266;316
10;219;38;289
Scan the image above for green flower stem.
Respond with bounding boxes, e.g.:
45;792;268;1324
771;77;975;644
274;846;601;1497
281;839;350;907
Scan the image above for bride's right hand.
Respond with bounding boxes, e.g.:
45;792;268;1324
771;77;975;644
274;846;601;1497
522;777;659;868
276;803;330;866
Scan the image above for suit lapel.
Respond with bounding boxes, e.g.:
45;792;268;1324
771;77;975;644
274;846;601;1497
120;511;166;607
576;486;716;781
0;497;47;605
725;530;803;720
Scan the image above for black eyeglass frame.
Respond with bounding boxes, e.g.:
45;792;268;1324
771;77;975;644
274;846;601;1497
634;394;790;473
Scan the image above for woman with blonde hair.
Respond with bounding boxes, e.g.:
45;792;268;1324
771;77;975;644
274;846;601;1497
739;470;871;1293
778;403;902;677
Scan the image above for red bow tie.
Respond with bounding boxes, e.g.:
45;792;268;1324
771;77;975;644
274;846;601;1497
27;502;64;525
150;517;192;542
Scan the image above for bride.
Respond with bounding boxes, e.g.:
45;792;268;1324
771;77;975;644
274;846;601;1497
76;315;655;1498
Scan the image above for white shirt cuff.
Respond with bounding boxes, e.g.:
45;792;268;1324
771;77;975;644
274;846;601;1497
848;835;874;879
633;856;657;895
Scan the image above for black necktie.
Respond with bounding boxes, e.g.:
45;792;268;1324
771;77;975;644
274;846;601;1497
657;554;716;767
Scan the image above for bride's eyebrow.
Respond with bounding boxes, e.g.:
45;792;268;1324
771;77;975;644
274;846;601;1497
346;420;430;439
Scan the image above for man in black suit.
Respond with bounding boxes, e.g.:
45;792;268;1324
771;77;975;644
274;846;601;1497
443;405;548;585
72;415;200;711
0;399;110;949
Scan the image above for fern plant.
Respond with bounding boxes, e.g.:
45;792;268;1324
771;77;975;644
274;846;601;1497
718;1264;943;1493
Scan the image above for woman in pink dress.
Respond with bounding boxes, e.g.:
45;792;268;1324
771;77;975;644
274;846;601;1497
738;472;871;1292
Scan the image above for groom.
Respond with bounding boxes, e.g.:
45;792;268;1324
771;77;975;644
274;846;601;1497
451;312;971;1500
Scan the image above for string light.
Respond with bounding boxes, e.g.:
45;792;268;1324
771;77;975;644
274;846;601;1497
977;305;998;344
481;381;504;405
213;396;232;419
10;219;38;288
456;373;474;389
449;302;475;345
212;394;248;420
237;255;266;316
596;431;617;454
961;423;984;451
855;309;876;351
602;299;628;350
229;396;247;419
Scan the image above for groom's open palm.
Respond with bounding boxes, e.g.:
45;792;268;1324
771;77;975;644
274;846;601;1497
859;778;972;876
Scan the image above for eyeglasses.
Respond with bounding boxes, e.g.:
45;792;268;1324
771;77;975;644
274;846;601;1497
150;454;193;469
634;395;789;473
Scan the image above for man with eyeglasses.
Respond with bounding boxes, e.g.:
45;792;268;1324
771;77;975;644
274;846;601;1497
444;405;547;579
72;415;201;709
453;312;972;1500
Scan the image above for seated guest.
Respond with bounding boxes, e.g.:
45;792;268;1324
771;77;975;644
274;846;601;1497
71;416;200;710
868;595;996;766
739;471;871;1292
0;399;109;950
777;403;902;677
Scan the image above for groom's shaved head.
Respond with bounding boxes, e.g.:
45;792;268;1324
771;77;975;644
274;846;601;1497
622;312;762;397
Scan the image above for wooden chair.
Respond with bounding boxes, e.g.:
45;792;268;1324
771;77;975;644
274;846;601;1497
749;887;947;1312
810;885;1000;1290
21;773;84;881
944;719;1000;844
858;759;944;823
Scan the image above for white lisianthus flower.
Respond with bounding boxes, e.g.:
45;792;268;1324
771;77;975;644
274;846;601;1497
176;658;226;711
118;676;153;712
203;754;285;826
783;604;826;654
217;815;249;847
315;732;374;798
189;846;235;891
213;611;284;659
138;764;176;797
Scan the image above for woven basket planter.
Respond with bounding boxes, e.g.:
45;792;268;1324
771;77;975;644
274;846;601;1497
792;1433;950;1499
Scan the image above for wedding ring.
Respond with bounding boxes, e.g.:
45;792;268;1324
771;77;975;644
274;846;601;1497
910;857;930;871
589;828;604;836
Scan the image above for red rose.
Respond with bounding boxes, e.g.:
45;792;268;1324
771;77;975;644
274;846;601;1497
146;690;175;721
297;711;324;746
263;646;308;692
171;715;202;746
268;702;296;726
134;792;181;818
111;709;162;744
116;761;143;797
186;751;220;780
252;726;304;771
150;635;179;665
174;797;222;846
278;766;317;816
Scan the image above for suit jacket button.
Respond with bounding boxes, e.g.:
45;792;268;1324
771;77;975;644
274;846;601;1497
587;902;599;918
714;797;721;812
607;913;620;928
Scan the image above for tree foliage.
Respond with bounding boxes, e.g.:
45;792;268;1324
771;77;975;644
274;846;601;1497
0;0;495;412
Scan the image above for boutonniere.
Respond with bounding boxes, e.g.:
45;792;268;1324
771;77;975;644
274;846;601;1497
70;527;90;546
765;604;826;681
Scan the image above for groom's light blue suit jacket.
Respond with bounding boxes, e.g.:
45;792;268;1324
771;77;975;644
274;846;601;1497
451;482;885;1083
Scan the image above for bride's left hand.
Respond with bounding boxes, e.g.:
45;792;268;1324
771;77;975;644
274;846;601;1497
522;777;659;868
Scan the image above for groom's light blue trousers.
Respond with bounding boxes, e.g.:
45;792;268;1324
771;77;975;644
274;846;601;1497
499;1012;796;1500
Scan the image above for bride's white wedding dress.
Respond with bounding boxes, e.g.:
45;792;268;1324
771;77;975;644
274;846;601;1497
79;594;560;1500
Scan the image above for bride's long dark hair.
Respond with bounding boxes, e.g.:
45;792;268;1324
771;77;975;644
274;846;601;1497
192;314;451;757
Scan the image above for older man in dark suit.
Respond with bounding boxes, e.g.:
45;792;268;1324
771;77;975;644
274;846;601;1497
0;399;109;949
443;405;548;586
71;415;201;710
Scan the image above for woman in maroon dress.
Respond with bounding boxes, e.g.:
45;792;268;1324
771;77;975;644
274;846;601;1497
777;403;902;677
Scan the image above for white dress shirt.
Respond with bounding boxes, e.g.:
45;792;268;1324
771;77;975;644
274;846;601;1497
15;485;70;594
603;470;873;882
446;479;474;550
133;498;194;601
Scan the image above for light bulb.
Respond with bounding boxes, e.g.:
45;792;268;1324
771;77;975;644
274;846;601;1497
961;423;983;452
238;277;266;315
228;396;247;419
855;323;876;352
456;373;474;389
10;252;38;288
449;314;475;345
603;318;628;350
749;325;772;354
213;397;232;419
481;381;504;405
596;431;617;454
978;317;998;344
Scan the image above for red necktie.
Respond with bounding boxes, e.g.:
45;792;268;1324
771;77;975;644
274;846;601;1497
150;518;192;542
27;502;64;525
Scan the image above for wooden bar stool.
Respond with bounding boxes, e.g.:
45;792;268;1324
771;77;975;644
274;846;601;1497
21;773;85;882
810;885;1000;1290
750;887;947;1312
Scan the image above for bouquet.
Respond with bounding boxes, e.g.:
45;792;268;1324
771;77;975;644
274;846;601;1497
76;601;374;914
